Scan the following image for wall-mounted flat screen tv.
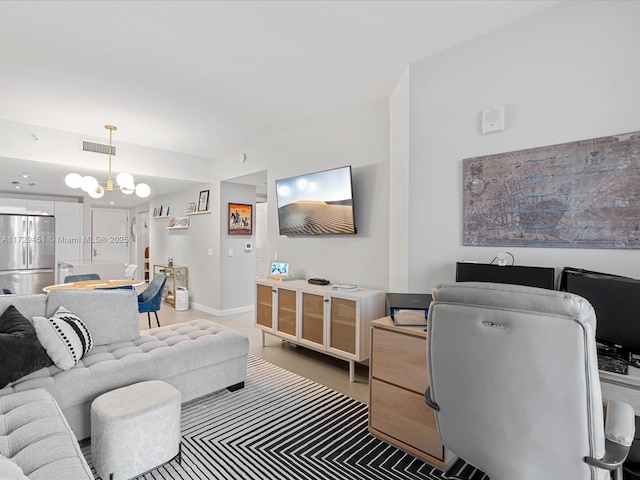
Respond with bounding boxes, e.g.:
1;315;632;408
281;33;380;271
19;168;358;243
276;165;356;236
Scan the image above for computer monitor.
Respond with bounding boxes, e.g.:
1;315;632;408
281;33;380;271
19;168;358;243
455;262;556;290
560;267;640;359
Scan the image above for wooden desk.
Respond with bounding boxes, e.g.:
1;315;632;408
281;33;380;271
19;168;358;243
43;279;144;292
368;316;446;469
600;365;640;415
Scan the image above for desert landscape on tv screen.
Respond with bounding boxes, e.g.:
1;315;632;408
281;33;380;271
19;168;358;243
277;168;355;235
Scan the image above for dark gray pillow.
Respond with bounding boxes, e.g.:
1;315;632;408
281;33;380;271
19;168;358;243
0;305;52;389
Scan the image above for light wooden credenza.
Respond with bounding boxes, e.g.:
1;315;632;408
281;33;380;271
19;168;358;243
255;278;385;381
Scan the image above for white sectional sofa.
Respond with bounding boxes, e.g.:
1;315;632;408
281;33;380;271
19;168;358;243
0;289;250;479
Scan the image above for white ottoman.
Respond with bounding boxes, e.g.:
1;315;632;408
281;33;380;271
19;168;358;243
91;380;182;480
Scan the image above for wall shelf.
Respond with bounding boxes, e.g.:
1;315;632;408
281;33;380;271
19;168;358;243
153;215;170;219
166;216;189;229
186;210;211;216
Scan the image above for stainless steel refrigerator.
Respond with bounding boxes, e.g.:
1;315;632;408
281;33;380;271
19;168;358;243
0;214;55;294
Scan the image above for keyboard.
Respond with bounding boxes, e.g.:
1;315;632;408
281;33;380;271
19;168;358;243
598;354;629;375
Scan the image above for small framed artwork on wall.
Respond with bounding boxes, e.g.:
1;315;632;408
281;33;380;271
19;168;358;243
228;203;252;235
198;190;210;212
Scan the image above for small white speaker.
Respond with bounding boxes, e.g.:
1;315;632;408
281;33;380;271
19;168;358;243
482;105;505;135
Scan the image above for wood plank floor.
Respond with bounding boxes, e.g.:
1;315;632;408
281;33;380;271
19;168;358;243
143;301;370;404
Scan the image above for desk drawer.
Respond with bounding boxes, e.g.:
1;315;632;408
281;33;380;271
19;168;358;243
370;378;443;460
371;327;428;393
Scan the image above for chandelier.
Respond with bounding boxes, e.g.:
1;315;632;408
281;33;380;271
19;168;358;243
65;125;151;199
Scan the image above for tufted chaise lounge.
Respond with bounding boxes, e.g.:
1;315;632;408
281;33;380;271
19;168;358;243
0;289;249;478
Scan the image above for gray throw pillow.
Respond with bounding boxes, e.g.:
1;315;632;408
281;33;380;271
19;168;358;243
0;305;52;389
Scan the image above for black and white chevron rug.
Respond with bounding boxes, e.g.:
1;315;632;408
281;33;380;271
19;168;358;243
81;355;487;480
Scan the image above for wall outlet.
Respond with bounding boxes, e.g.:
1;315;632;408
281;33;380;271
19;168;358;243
228;248;233;257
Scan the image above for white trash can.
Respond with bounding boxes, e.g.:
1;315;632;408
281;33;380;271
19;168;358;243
175;287;189;311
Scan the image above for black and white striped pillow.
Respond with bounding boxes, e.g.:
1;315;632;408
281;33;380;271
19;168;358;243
34;306;94;370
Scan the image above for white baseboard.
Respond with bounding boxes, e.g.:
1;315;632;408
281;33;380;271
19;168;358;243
190;302;254;317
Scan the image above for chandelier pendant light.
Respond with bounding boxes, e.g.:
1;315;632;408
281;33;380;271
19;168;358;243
65;125;151;199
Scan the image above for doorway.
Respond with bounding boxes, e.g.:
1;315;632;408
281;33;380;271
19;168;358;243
255;202;269;276
91;209;129;263
137;210;150;282
224;170;269;278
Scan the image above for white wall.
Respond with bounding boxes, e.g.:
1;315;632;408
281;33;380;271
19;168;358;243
405;1;640;293
145;100;389;314
210;100;391;293
150;181;257;315
389;67;410;292
219;181;256;312
148;184;216;311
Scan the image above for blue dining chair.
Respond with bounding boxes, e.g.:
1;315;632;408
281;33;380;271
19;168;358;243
64;273;101;283
138;274;167;328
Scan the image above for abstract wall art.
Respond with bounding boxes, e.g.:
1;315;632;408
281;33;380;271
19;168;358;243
463;131;640;249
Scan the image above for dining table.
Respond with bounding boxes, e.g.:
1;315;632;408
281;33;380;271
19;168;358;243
43;279;145;292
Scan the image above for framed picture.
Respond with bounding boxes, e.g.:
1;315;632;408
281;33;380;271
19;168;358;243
228;203;252;235
198;190;210;212
186;202;196;214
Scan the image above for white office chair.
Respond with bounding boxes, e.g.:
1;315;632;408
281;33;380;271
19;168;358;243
425;282;635;480
124;264;138;280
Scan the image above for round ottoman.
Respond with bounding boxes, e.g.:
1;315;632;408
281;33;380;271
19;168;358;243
91;380;182;480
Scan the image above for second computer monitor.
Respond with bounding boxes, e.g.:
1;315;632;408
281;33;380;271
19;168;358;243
455;262;556;290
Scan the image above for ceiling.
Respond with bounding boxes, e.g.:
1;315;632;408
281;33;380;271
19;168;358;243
0;155;201;207
0;0;561;206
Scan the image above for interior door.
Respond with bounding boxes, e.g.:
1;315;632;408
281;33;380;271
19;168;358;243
91;209;129;263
